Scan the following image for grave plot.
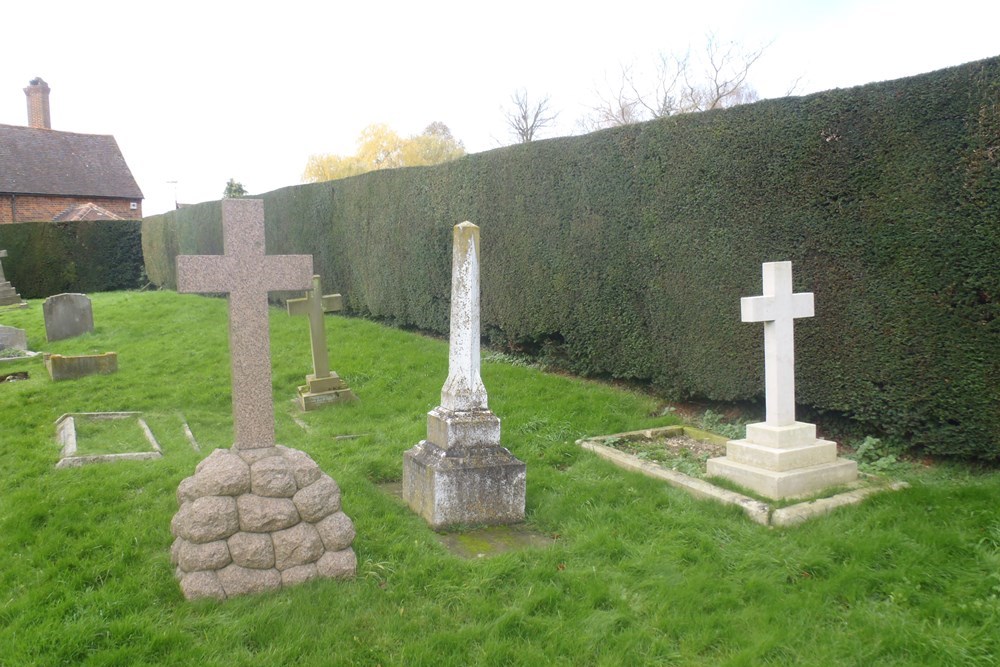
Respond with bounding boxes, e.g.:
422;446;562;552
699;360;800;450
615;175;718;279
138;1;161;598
55;412;162;468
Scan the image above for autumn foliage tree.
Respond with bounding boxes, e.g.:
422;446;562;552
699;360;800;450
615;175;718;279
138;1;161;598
303;122;465;182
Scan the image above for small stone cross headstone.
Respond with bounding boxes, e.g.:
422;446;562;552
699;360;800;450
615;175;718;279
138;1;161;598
403;221;525;529
287;275;356;408
176;199;312;449
170;199;356;601
706;260;856;499
739;261;814;427
43;293;94;341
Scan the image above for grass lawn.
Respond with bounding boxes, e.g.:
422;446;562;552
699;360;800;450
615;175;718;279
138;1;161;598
1;290;998;666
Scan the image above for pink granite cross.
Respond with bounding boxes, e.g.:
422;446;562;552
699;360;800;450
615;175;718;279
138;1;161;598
176;199;312;449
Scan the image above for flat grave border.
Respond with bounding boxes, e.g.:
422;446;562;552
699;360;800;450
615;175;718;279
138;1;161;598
55;411;163;468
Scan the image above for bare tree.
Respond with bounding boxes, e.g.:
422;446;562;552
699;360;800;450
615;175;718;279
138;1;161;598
585;34;770;129
504;89;559;143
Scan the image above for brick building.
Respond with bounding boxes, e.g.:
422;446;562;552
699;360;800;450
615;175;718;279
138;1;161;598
0;78;143;223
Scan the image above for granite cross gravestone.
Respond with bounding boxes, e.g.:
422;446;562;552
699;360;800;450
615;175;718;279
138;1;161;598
287;275;356;409
176;200;312;449
170;199;356;600
707;261;856;499
403;221;526;529
43;293;94;341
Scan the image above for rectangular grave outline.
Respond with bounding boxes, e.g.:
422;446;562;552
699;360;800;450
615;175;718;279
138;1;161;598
55;412;163;468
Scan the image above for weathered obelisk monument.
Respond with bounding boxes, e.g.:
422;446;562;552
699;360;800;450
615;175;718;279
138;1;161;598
707;261;857;499
403;221;526;529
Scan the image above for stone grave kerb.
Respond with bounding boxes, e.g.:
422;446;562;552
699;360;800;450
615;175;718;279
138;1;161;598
176;198;312;449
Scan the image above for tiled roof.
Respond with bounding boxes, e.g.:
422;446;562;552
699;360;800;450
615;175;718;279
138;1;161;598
0;124;143;199
52;202;125;221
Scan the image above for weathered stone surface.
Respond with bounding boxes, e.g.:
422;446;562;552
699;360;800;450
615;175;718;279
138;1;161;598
251;456;298;498
236;447;281;464
172;495;239;543
227;531;275;569
292;475;340;522
179;570;227;601
278;446;323;487
42;293;94;342
217;563;281;598
280;563;319;587
272;522;324;570
170;537;183;566
44;352;117;381
315;511;355;552
237;495;299;532
177;539;232;572
316;548;357;579
193;449;252;496
0;326;27;351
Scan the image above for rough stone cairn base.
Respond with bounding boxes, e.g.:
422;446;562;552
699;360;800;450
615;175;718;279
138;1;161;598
171;445;356;601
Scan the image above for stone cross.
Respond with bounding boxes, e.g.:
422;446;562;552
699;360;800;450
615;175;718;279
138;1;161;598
176;199;312;449
0;250;7;282
440;221;488;412
287;275;342;381
741;261;814;427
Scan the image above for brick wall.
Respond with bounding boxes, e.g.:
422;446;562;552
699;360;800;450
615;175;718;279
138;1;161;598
0;194;142;223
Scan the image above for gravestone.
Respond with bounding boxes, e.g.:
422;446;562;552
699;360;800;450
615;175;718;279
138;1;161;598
43;293;94;342
287;275;356;410
0;250;25;307
707;261;857;499
170;199;356;601
403;221;526;529
0;325;28;352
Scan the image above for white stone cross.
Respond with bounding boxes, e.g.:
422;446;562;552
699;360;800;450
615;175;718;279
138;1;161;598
741;261;814;427
287;275;342;381
176;199;312;449
440;222;488;412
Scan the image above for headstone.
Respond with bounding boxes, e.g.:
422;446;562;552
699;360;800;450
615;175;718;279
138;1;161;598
287;275;356;409
170;199;356;601
43;293;94;341
0;250;25;307
0;325;28;352
707;261;857;499
403;221;526;530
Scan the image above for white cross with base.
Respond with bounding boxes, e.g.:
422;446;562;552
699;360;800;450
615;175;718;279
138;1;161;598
287;275;343;381
176;199;312;449
741;261;814;427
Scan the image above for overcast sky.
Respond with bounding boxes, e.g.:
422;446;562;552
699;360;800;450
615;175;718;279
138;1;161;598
2;0;998;216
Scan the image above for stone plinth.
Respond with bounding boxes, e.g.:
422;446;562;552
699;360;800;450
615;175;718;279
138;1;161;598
402;222;525;530
297;373;356;410
44;352;117;381
171;446;356;601
404;407;525;530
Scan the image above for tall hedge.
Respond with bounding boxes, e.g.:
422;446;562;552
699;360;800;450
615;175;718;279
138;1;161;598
142;57;1000;460
0;219;144;298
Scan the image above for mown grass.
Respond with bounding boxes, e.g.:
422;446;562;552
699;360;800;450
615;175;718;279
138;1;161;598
1;291;998;666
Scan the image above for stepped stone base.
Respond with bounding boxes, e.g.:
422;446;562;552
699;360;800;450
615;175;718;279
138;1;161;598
0;282;24;307
297;373;356;411
706;421;858;500
402;407;525;530
170;445;356;601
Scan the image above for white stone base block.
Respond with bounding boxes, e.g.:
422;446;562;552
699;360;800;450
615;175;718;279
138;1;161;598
707;456;858;500
744;421;816;448
724;439;838;472
402;439;526;530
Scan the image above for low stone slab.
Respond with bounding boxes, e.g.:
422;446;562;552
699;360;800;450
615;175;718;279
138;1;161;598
44;352;117;381
55;412;163;469
578;426;906;527
0;325;27;352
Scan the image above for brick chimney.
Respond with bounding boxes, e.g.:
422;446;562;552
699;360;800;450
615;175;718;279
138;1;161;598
24;77;51;129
